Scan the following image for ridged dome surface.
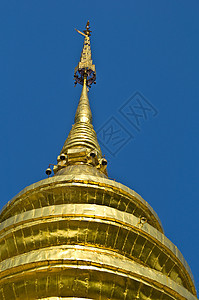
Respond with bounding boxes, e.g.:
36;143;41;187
0;21;197;300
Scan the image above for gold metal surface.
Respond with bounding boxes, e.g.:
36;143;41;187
0;246;197;300
74;21;96;87
0;21;198;300
0;175;163;232
52;22;107;177
60;76;102;160
0;204;195;292
75;75;92;123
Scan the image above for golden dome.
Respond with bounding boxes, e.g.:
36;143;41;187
0;21;197;300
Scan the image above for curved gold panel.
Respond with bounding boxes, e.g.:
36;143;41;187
0;204;195;295
0;175;163;232
39;298;91;300
0;246;197;300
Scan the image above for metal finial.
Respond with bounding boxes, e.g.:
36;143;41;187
83;20;92;36
74;21;96;87
53;22;107;177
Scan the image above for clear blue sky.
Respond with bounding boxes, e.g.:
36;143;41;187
0;0;199;294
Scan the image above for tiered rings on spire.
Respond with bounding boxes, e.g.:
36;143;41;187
53;21;107;177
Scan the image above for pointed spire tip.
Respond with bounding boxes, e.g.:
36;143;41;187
74;21;96;87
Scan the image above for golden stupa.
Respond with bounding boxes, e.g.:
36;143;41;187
0;21;197;300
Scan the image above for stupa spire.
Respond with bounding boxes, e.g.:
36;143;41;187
74;20;96;87
53;21;108;177
74;73;92;124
